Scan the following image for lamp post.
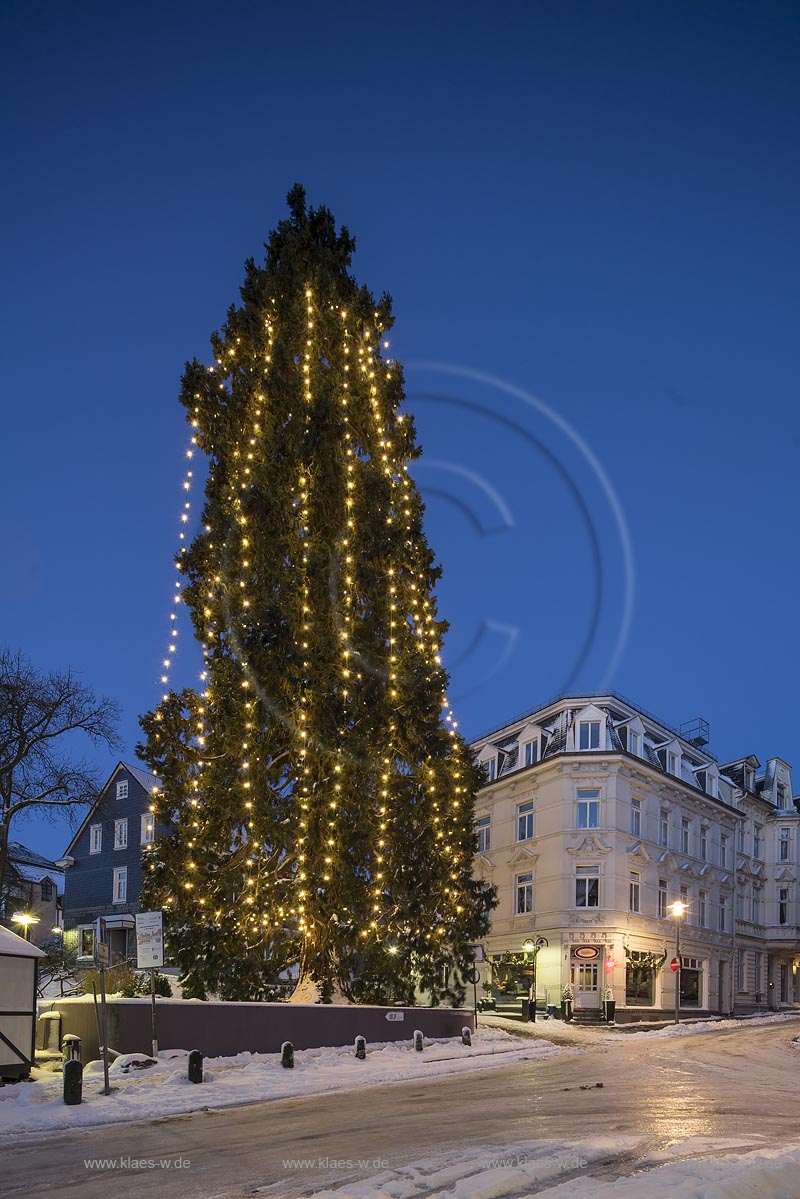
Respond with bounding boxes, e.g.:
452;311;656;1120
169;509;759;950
522;936;548;1021
11;912;40;942
669;900;686;1024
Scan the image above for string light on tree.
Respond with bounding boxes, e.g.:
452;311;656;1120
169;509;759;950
138;186;495;1004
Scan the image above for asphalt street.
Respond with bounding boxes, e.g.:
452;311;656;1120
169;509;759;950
3;1020;799;1199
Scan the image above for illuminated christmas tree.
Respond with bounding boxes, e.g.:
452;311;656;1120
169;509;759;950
139;187;495;1002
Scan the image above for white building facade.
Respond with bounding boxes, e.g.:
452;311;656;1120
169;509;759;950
471;693;800;1022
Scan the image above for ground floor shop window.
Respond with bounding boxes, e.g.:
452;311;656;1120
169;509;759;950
625;949;664;1005
681;957;702;1007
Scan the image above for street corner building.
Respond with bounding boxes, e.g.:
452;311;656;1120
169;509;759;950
57;762;163;965
471;692;800;1023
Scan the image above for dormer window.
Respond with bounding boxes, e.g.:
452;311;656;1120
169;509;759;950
628;730;640;757
522;738;538;767
777;782;788;807
483;757;496;784
668;752;679;776
579;721;600;750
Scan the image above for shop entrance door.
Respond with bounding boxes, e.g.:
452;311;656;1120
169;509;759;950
573;961;600;1008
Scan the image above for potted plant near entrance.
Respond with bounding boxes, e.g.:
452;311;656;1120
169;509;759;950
561;983;574;1022
603;984;616;1024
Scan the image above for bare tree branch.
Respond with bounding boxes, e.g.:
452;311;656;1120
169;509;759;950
0;647;121;894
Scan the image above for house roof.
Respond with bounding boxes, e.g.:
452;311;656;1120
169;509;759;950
0;923;46;959
62;760;161;857
7;843;61;871
13;862;63;890
122;762;161;794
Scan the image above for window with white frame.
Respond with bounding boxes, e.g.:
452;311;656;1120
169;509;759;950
780;828;790;861
698;889;707;927
579;720;600;750
719;834;728;868
141;813;155;845
629;871;641;913
753;825;762;858
737;823;746;853
516;801;534;841
514;872;533;915
659;807;669;848
754;951;763;996
699;825;708;861
476;816;491;853
706;772;718;798
89;823;102;854
113;866;128;904
778;782;788;807
114;818;128;849
779;888;789;925
523;739;538;767
482;757;496;784
680;884;689;919
116;779;128;800
575;864;599;908
736;888;744;920
681;817;690;855
737;951;746;992
630;798;641;837
576;788;600;829
719;894;728;932
658;878;668;918
628;729;640;757
668;751;679;776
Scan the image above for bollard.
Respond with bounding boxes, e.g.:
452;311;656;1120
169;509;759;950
413;1030;424;1052
63;1034;82;1063
461;1026;472;1046
281;1041;294;1069
63;1058;83;1105
188;1050;204;1084
355;1036;366;1060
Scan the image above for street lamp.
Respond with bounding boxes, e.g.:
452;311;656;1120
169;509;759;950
11;912;40;942
522;936;548;1021
669;900;686;1024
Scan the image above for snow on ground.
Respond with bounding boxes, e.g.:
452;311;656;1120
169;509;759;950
288;1138;800;1199
0;1026;558;1137
482;1009;800;1043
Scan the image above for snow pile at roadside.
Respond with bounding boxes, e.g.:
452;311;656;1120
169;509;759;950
0;1025;558;1136
631;1011;800;1040
296;1138;800;1199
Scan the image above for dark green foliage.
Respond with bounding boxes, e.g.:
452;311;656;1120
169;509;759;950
138;186;496;1003
120;971;174;998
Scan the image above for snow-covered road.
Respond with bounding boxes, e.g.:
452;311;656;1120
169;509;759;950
2;1016;800;1199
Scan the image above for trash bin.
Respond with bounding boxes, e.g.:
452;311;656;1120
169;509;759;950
520;999;530;1021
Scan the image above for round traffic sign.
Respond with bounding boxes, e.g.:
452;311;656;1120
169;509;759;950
670;956;680;972
466;967;481;985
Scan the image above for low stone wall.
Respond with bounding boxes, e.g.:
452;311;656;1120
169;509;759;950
37;997;474;1062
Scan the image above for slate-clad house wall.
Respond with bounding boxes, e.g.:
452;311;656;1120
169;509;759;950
59;762;164;965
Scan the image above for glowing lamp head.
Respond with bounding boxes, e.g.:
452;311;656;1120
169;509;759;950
522;938;535;952
670;900;687;919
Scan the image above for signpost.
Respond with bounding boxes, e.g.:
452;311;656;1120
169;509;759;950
135;912;164;1058
93;918;110;1096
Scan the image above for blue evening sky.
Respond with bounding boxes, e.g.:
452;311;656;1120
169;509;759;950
2;0;798;861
